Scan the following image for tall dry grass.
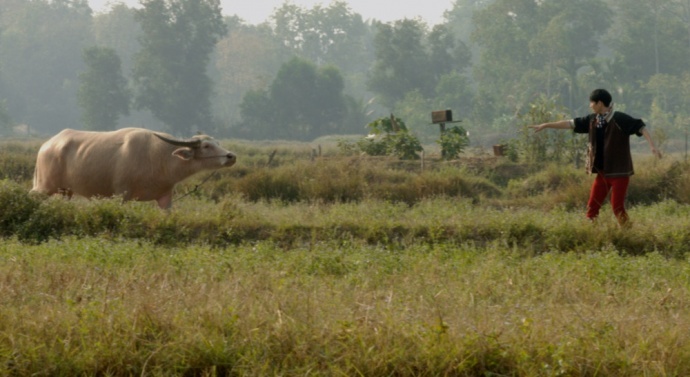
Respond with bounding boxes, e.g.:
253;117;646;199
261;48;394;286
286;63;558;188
2;237;690;375
2;138;690;207
3;178;690;255
2;139;690;375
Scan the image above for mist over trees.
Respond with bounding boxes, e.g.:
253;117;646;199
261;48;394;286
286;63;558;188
78;46;130;130
239;57;350;140
1;0;689;143
133;0;227;134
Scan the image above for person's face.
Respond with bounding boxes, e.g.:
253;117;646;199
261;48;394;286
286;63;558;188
589;100;608;114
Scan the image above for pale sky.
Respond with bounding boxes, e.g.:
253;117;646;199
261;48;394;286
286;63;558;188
89;0;455;26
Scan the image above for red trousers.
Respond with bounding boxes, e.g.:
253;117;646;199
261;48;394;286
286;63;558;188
586;174;630;224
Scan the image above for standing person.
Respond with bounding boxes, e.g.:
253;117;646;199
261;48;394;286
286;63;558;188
529;89;662;226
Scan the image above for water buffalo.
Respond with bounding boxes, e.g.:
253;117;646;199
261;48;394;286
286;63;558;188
31;127;236;208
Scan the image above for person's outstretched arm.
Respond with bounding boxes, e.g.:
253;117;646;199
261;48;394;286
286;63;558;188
528;120;572;133
641;128;662;159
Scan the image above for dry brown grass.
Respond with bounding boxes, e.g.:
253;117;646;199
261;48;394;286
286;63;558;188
2;237;690;375
2;140;690;375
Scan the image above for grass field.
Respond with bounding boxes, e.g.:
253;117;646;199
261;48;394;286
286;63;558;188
1;139;690;375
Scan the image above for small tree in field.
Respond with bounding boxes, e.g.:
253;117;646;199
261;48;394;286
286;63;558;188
438;125;469;160
356;114;423;160
517;95;582;164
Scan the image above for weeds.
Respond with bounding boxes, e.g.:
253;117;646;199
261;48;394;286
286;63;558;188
1;178;689;256
2;238;690;375
2;140;690;375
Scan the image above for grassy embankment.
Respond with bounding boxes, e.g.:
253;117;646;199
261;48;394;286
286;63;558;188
1;138;690;375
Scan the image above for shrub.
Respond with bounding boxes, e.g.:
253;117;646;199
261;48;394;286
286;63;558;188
18;197;78;243
347;115;424;160
356;137;388;156
386;131;423;160
73;197;144;237
506;164;581;198
515;95;582;164
437;125;469;160
661;161;690;204
234;167;301;202
0;180;40;237
0;141;38;182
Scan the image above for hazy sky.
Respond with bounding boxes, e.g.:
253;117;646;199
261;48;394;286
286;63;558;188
89;0;455;25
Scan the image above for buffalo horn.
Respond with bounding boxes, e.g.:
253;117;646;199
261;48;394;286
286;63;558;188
154;133;201;148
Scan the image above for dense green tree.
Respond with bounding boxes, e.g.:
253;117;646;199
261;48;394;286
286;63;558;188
78;46;130;131
529;0;611;110
429;24;473;125
92;4;141;75
368;19;472;110
471;0;611;121
269;1;375;114
213;20;289;132
0;0;93;133
445;0;489;43
444;0;492;79
7;0;690;145
471;0;541;122
367;20;472;137
271;1;373;75
608;0;688;81
429;24;471;79
368;19;433;108
239;57;349;140
602;0;690;115
132;0;227;134
434;72;474;122
644;73;690;140
673;0;690;59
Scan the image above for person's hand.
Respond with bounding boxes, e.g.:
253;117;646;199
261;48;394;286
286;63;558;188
528;124;547;133
651;147;662;159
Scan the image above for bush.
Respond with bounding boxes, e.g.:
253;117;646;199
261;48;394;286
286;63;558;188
437;125;469;160
0;141;38;182
235;167;302;202
18;197;78;243
346;116;424;160
505;164;581;198
515;95;582;164
388;131;423;160
356;137;388;156
0;180;40;237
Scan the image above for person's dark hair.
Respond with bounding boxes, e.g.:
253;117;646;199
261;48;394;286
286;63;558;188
589;89;612;107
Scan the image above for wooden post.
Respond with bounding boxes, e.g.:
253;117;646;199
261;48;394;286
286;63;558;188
685;128;688;162
267;149;277;167
439;123;446;159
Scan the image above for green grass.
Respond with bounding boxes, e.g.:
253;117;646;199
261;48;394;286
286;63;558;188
1;237;690;375
2;140;690;375
3;179;690;255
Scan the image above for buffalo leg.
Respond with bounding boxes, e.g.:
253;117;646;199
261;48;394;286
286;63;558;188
57;188;73;199
157;192;173;209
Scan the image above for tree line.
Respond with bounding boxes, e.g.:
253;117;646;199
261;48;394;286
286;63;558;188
1;0;689;144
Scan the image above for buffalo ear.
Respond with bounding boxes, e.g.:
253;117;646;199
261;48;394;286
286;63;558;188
172;147;194;161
